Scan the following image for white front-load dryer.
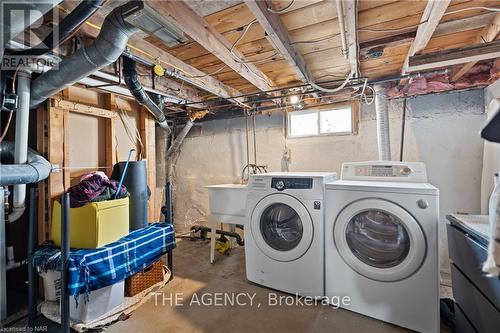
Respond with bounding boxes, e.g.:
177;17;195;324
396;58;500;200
245;172;336;297
325;161;440;333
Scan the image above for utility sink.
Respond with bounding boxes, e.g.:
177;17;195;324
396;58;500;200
206;184;248;217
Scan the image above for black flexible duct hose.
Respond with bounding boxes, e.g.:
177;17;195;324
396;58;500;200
122;55;170;133
15;0;105;56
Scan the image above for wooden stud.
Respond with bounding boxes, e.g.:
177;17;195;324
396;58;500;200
139;108;157;222
452;13;500;81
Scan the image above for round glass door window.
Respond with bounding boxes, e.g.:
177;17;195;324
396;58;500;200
260;203;303;251
345;210;410;268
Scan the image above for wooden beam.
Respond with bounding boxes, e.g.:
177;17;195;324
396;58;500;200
452;13;500;81
407;40;500;72
244;0;313;82
343;0;359;77
148;1;274;91
402;0;451;73
71;5;244;103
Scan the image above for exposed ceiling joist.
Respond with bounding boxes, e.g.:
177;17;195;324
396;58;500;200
63;2;244;105
343;0;359;77
452;13;500;82
149;0;274;92
407;40;500;72
402;0;451;73
244;0;313;83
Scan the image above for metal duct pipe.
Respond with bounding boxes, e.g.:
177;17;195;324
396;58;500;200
0;142;52;186
16;0;104;56
167;120;194;158
374;84;391;160
29;1;144;109
122;56;171;133
9;70;31;222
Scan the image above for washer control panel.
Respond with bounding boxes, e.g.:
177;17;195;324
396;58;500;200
271;177;313;191
341;161;428;182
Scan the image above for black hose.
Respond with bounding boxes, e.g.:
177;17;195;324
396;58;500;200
122;55;170;132
15;0;104;56
190;225;245;246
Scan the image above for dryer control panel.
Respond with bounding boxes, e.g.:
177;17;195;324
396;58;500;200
271;178;313;191
341;161;428;182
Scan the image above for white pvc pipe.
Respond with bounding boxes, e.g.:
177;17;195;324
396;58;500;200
374;83;391;161
9;71;31;222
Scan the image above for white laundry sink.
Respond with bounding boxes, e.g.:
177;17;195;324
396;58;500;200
206;184;248;217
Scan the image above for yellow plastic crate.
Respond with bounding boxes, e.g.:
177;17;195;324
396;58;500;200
51;197;129;249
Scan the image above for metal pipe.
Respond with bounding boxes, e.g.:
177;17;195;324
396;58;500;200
167;120;194;158
28;188;38;327
122;56;170;133
400;98;407;162
252;112;257;167
60;192;70;333
15;0;104;56
374;83;391;160
9;70;30;222
0;187;6;321
29;1;144;109
336;0;348;58
0;142;52;186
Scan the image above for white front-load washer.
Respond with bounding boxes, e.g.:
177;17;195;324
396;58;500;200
325;161;440;333
245;172;336;297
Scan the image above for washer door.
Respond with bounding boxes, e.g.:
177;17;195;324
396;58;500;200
334;198;426;282
251;194;313;262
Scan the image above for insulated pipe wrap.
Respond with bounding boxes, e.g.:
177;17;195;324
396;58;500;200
0;142;51;186
374;84;391;161
29;1;143;109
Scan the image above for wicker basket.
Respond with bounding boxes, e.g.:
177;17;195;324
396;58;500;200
125;260;164;297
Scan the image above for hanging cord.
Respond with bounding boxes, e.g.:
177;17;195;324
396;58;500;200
115;99;144;160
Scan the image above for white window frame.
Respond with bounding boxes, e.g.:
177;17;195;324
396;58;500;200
287;102;358;139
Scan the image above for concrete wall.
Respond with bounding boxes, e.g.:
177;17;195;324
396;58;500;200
164;89;485;275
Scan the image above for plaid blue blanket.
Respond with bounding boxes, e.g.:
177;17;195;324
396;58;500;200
33;223;175;300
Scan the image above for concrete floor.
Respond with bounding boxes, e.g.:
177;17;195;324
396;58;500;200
106;239;415;333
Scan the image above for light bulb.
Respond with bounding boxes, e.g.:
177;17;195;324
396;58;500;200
289;95;300;104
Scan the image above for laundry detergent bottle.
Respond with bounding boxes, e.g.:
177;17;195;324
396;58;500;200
484;172;500;276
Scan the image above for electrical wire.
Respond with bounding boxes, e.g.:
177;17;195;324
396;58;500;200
444;6;500;15
266;0;295;14
291;33;340;45
359;6;500;33
359;20;428;33
309;72;353;93
0;65;21;143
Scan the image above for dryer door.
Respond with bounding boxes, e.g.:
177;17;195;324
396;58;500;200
334;198;426;282
251;194;313;262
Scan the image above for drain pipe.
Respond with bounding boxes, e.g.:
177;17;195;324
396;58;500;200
122;56;171;133
374;83;391;161
0;142;52;186
29;1;143;109
8;70;31;222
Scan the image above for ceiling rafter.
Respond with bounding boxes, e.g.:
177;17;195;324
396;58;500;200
148;0;274;92
244;0;313;83
343;0;359;77
452;13;500;82
60;2;244;106
402;0;451;74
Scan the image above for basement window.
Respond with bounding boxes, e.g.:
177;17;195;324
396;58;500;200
287;103;357;138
